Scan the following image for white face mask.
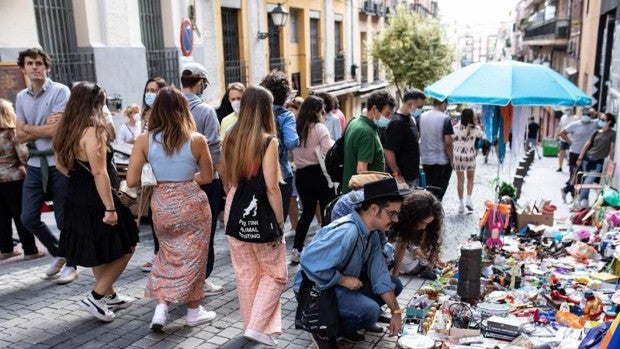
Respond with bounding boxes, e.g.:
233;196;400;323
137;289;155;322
132;113;141;122
231;100;241;114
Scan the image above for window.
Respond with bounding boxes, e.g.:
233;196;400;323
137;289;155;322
221;8;247;85
335;21;342;54
289;9;299;43
33;0;95;86
139;0;179;86
310;18;323;85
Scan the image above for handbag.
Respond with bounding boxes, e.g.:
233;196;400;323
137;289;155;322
225;136;283;243
141;132;157;186
295;221;360;338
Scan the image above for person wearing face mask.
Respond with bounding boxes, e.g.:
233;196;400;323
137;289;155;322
384;89;426;188
219;82;245;141
575;113;616;210
117;104;142;145
342;91;396;194
559;108;599;203
418;98;455;201
181;62;224;296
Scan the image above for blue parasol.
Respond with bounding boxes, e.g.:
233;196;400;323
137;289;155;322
424;60;591;107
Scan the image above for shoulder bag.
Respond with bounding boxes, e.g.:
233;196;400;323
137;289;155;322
225;136;283;243
141;132;157;186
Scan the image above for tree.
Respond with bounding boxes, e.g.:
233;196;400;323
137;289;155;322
371;4;453;101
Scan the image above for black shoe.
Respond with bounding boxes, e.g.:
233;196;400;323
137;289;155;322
340;331;365;343
419;270;437;280
378;314;391;323
309;333;338;349
365;323;384;333
556;168;562;172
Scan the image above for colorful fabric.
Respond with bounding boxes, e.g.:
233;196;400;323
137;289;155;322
224;187;288;335
601;313;620;348
452;124;482;171
0;129;27;182
145;181;211;303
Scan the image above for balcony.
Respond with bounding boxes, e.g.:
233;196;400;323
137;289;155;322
523;18;569;44
224;59;248;86
310;57;324;85
360;0;375;15
335;57;345;82
269;57;288;74
360;60;368;85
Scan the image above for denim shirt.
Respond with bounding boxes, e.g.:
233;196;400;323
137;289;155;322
274;105;299;179
294;211;395;295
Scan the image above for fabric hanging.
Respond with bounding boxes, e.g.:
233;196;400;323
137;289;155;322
500;104;513;143
510;106;528;166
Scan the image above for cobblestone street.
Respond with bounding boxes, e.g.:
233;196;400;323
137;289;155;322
0;150;573;348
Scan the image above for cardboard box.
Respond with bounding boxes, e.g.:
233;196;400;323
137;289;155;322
516;212;554;231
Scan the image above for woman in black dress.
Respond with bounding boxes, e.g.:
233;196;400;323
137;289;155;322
53;82;139;322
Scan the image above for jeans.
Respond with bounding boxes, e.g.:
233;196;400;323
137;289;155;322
0;180;38;255
280;176;293;222
293;165;335;251
422;163;453;201
201;178;223;278
335;274;403;334
579;157;604;201
20;166;74;267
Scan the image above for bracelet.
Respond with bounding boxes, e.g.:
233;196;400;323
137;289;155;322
105;209;116;212
391;308;403;314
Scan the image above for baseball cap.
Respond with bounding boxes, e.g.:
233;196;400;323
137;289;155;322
181;62;209;83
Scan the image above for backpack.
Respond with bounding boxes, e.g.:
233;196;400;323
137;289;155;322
324;135;345;190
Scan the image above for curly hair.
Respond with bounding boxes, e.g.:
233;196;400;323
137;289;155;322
259;70;290;106
391;190;444;261
17;48;52;69
366;90;396;112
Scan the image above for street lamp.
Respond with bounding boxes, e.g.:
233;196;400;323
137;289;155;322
257;3;288;40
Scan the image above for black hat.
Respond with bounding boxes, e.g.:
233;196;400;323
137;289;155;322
353;178;411;205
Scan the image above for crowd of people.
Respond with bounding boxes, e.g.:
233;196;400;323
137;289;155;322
7;47;611;348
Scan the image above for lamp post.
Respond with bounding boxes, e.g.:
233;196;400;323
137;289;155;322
257;3;288;40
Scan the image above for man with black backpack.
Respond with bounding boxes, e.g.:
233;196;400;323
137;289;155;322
259;71;300;223
181;62;224;295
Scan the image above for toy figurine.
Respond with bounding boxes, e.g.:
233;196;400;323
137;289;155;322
550;290;579;304
581;290;603;322
486;210;504;249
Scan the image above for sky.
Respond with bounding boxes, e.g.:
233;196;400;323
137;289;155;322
438;0;519;30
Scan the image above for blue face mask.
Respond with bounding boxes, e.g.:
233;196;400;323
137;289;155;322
144;92;156;107
597;119;606;128
582;115;591;123
411;108;423;118
375;115;390;128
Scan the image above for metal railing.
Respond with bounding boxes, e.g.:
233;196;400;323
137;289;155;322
373;61;380;82
361;60;368;84
224;59;248;86
335;57;345;81
310;57;324;85
146;49;179;87
523;18;569;40
49;52;96;87
269;57;288;73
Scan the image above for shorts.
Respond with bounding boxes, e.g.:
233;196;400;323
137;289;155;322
526;138;537;147
559;140;570;151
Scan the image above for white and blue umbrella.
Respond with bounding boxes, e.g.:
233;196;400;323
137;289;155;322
424;60;591;107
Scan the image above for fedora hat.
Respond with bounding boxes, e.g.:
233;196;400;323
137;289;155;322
353;178;411;205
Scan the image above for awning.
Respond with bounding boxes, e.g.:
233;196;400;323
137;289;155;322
309;81;361;96
356;82;391;98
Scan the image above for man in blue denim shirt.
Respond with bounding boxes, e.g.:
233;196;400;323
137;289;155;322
259;71;299;221
295;178;408;347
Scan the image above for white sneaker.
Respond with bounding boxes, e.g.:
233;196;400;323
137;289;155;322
458;202;465;213
290;248;301;264
56;266;78;284
105;293;135;311
80;293;115;322
204;279;223;295
186;305;216;326
150;303;168;332
284;229;296;238
465;198;474;212
45;257;66;276
244;329;278;347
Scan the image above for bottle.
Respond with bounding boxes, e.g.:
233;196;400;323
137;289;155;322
419;168;427;188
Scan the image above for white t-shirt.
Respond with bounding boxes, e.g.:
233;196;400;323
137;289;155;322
419;110;455;165
117;123;141;144
563;120;598;154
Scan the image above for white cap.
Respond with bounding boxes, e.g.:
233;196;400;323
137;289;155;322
181;62;209;82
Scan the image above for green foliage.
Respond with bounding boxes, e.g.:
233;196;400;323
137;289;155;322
370;4;454;100
499;182;516;198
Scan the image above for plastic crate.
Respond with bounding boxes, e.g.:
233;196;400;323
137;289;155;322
405;303;433;319
542;138;559;157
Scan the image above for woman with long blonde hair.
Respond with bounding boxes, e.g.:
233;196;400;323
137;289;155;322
127;87;216;332
54;82;139;322
223;86;287;347
0;98;41;260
